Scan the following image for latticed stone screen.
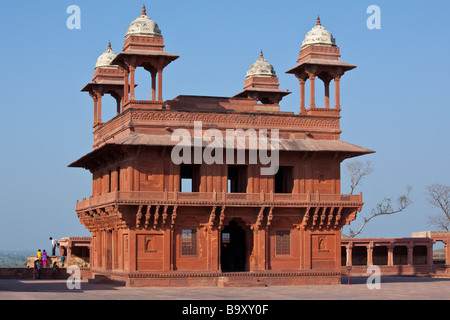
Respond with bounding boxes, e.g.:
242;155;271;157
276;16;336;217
222;232;231;244
181;229;197;256
276;230;291;255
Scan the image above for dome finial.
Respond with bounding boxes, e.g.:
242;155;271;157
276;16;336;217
95;42;118;69
246;51;276;79
302;15;335;48
126;4;162;38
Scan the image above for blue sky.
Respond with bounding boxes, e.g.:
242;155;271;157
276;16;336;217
0;0;449;251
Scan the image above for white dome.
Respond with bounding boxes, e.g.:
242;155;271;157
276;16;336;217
125;6;162;38
95;42;118;69
246;51;276;79
301;17;336;48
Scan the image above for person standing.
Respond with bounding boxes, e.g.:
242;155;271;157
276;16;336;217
37;249;42;260
34;260;42;279
49;237;58;256
42;250;48;268
33;260;38;280
51;262;60;279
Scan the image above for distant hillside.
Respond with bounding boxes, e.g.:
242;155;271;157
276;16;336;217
0;251;33;268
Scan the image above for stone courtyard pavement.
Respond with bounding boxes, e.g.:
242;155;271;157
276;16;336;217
0;276;449;300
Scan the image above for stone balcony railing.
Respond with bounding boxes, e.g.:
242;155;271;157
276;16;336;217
76;190;363;212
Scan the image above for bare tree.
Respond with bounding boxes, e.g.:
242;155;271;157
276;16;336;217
348;186;412;238
344;160;412;238
425;184;450;231
345;160;374;195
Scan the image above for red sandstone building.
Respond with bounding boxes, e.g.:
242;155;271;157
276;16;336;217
70;8;374;286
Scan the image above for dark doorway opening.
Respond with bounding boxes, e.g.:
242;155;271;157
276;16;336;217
274;166;294;193
228;165;247;193
221;220;246;272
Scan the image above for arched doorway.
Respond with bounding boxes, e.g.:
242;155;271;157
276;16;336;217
221;220;246;272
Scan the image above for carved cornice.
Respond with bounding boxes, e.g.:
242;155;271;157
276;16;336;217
92;107;341;147
130;110;340;129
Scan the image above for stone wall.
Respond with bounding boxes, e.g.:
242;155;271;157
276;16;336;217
26;256;65;268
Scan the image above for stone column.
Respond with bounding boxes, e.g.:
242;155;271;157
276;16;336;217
118;229;124;271
151;71;157;101
66;240;72;267
367;243;374;266
309;73;316;109
96;93;103;124
116;97;121;115
324;79;331;109
346;243;353;266
387;243;394;266
124;69;129;103
427;241;434;266
163;227;171;271
92;94;98;126
334;76;341;110
158;69;163;102
129;65;136;100
129;231;137;272
407;242;414;266
251;228;267;271
445;240;450;266
111;169;119;192
299;78;306;114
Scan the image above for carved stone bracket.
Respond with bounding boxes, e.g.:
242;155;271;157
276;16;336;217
218;206;226;231
208;206;217;231
266;207;274;230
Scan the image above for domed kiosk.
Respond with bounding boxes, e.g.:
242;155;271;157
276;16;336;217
286;17;356;114
112;5;179;103
234;51;290;108
82;42;126;126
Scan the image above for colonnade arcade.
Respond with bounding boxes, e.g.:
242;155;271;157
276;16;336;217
341;238;448;268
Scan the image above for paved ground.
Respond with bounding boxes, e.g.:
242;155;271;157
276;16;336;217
0;276;449;300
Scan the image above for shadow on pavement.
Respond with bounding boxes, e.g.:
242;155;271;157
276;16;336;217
0;279;121;293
